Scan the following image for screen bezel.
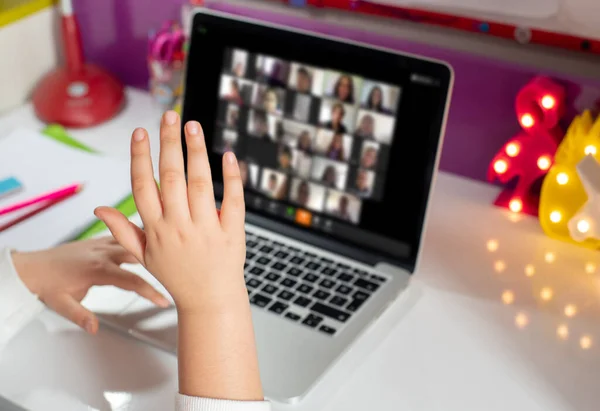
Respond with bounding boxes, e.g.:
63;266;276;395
182;9;453;273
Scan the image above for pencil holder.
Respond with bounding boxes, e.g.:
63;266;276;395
148;57;185;109
147;20;186;110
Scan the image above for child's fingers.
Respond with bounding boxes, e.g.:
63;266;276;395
46;294;99;335
158;111;190;221
105;245;140;265
220;152;246;235
94;207;146;264
184;121;218;224
93;267;170;308
130;128;162;224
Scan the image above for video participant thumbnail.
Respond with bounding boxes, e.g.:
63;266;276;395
219;75;254;106
289;178;326;212
324;189;362;224
310;157;349;191
323;71;363;105
314;129;353;162
288;63;324;96
319;99;356;135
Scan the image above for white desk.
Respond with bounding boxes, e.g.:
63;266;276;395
0;89;599;411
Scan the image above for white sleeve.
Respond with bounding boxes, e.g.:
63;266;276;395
176;394;271;411
0;248;45;345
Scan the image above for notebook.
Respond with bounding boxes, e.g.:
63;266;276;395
0;128;131;251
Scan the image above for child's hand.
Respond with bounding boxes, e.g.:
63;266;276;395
97;111;262;400
95;110;247;314
11;237;170;334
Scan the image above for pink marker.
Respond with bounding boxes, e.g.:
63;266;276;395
0;183;83;217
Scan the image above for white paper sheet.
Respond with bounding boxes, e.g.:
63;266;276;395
0;129;131;251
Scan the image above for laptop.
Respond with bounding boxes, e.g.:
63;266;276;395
86;9;453;404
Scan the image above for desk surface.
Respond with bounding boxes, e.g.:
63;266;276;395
1;89;599;411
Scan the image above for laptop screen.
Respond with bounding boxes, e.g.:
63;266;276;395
217;50;399;222
183;11;452;271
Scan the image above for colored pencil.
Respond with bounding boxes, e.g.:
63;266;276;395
0;183;83;217
0;190;78;233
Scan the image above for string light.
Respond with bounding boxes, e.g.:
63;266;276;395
537;156;551;170
564;304;577;317
505;143;520;157
584;145;597;156
585;262;597;274
509;198;523;213
486;239;499;252
494;260;506;273
556;172;569;185
540;287;553;301
541;95;556;109
580;335;593;350
525;264;536;277
515;312;529;329
508;213;522;223
520;114;534;128
545;252;556;263
550;211;562;223
557;324;569;340
494;159;508;174
502;290;515;305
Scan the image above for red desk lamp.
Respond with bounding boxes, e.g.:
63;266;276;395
32;0;125;128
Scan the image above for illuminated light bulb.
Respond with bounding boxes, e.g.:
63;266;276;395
508;212;523;223
584;145;597;155
540;287;553;301
557;324;569;340
549;211;562;223
577;219;591;233
520;113;534;128
564;304;577;317
502;290;515;305
515;312;529;329
545;252;556;263
486;239;499;252
494;260;506;273
509;198;523;213
580;335;593;350
525;264;535;277
505;143;520;157
556;172;569;185
494;159;508;174
541;95;556;110
585;262;597;274
537;155;551;171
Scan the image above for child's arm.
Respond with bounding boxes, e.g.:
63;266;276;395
96;111;266;406
0;248;44;345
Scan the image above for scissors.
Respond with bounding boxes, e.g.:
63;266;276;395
148;21;185;63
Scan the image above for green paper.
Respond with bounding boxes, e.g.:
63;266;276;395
76;195;138;240
43;124;96;153
41;124;137;240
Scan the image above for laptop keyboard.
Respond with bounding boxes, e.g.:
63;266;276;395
244;230;388;336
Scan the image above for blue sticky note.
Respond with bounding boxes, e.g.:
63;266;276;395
0;177;23;199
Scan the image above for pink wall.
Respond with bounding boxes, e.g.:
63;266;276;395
73;0;600;181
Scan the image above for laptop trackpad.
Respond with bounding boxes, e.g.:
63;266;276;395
108;297;178;351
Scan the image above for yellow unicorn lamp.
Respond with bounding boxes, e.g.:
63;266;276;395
568;155;600;242
539;110;600;249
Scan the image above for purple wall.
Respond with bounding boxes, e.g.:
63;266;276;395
74;0;600;182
